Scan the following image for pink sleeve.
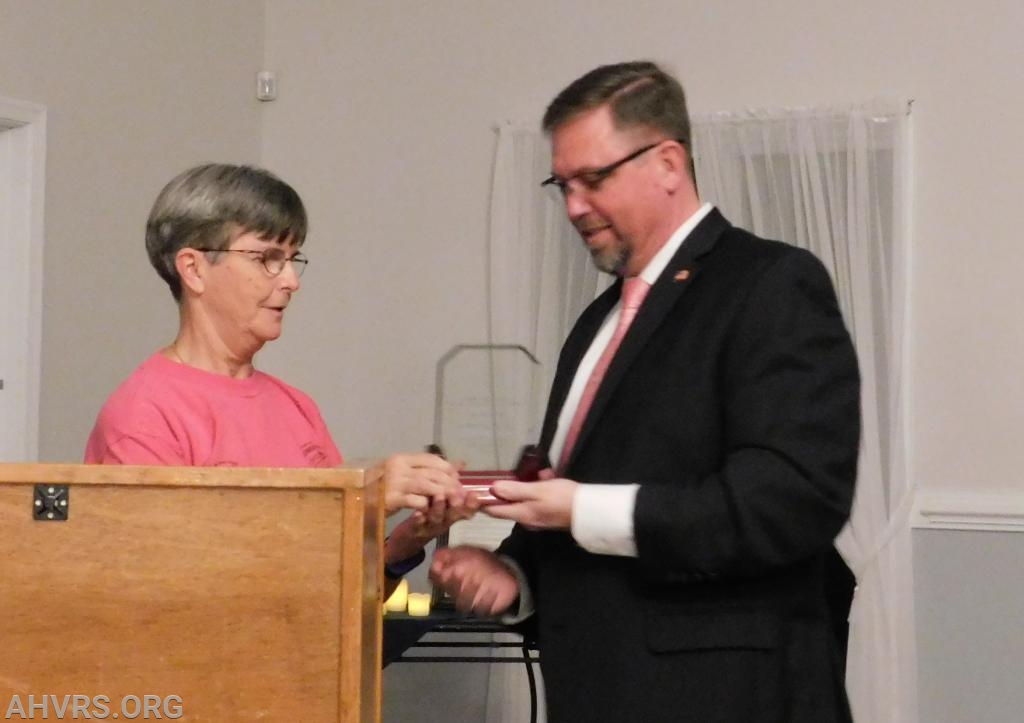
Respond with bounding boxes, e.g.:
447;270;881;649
85;432;187;465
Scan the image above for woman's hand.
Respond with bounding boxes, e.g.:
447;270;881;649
370;452;463;515
385;489;481;564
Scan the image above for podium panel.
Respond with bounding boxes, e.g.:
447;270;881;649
0;464;383;722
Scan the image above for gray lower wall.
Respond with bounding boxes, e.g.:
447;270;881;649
384;660;492;723
913;528;1024;723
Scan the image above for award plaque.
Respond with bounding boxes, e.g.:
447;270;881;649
453;444;551;504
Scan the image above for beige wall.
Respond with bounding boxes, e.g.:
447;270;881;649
262;0;1024;495
0;0;265;460
4;0;1021;490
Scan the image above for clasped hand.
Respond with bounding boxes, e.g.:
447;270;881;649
377;452;481;567
371;452;470;516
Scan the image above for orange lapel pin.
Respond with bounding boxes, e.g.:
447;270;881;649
674;269;691;282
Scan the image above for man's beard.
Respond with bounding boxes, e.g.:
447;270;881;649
588;236;630;275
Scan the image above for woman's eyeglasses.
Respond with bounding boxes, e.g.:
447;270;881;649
194;247;309;277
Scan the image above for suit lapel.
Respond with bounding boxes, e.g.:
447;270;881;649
560;209;730;471
539;284;619;451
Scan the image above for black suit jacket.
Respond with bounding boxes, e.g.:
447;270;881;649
498;209;859;722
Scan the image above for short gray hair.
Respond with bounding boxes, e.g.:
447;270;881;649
145;163;307;302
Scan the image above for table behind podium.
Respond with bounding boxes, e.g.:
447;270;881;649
0;463;384;722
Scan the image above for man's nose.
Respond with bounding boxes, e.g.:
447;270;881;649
564;186;592;220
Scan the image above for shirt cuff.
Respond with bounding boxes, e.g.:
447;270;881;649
497;554;535;624
570;483;640;557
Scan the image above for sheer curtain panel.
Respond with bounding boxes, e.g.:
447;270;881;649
487;123;609;467
693;101;916;723
484;123;609;723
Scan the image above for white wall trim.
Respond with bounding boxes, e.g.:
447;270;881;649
0;96;46;461
912;488;1024;532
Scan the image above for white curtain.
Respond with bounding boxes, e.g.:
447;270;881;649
483;123;611;723
693;101;916;723
486;123;610;469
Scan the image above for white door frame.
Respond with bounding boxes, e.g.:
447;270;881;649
0;97;47;461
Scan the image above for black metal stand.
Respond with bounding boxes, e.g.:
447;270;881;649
384;615;540;723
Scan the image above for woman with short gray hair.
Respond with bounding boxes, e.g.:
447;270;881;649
86;163;476;586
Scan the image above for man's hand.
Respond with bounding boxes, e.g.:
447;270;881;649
429;546;520;616
371;452;462;515
483;478;578;530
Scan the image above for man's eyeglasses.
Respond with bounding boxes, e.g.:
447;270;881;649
540;139;682;199
194;247;309;277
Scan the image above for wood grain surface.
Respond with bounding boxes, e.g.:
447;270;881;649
0;464;382;722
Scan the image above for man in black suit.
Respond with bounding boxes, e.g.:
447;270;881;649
430;61;859;722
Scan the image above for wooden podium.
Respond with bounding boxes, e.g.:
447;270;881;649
0;463;384;722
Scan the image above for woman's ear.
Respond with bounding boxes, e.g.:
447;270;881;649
175;248;207;296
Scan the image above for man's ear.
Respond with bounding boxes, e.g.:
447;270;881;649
175;247;207;296
657;140;690;193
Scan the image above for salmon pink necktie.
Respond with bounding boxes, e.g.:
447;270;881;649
558;276;651;471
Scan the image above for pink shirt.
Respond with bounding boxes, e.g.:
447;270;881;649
84;352;343;468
